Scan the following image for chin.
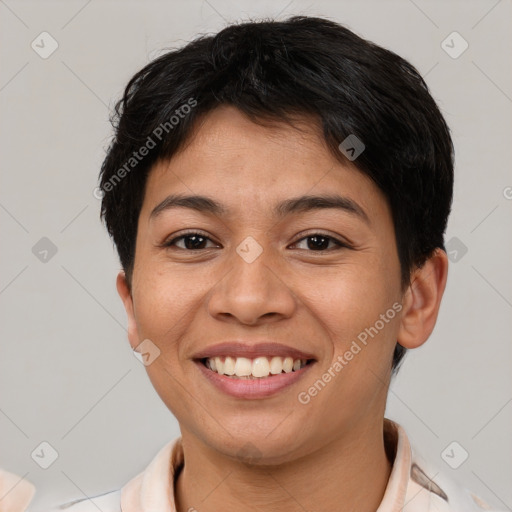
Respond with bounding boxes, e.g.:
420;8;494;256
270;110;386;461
206;429;310;466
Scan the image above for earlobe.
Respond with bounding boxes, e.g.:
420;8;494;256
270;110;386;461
397;248;449;350
116;271;140;350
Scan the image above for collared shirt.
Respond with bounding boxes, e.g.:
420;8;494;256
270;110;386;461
18;419;504;512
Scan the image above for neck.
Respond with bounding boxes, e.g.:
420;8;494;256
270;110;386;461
174;418;393;512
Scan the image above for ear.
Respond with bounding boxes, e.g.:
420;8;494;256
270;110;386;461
116;270;140;350
397;248;449;349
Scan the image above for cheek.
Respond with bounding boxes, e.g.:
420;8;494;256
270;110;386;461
306;258;399;347
300;265;400;423
132;267;201;344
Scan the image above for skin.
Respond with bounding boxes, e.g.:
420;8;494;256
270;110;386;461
117;105;448;512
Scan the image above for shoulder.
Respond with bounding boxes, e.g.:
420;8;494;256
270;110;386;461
385;420;506;512
0;468;36;512
42;490;121;512
36;438;180;512
406;447;506;512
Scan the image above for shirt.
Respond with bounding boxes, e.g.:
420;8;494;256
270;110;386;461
14;419;505;512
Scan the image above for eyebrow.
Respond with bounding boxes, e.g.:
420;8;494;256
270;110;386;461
150;193;370;224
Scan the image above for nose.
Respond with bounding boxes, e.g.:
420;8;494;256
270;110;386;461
207;241;297;326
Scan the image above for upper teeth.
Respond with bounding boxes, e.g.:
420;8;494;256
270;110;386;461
205;356;308;378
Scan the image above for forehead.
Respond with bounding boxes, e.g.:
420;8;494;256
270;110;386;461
140;105;388;223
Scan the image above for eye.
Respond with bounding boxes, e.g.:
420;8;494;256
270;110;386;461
163;231;219;250
290;233;348;251
162;231;350;252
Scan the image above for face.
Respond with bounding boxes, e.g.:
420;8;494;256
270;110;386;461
118;106;406;464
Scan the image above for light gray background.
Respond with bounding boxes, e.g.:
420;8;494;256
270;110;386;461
1;0;511;510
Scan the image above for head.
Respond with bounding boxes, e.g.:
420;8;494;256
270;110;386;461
99;16;452;461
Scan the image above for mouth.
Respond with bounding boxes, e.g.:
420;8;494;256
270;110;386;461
193;355;317;399
197;355;315;379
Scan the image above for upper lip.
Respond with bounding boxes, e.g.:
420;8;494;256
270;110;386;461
192;342;317;361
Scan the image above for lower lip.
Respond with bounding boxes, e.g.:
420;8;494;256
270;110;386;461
194;360;316;399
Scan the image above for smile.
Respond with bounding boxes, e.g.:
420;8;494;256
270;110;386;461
202;356;314;378
195;356;316;399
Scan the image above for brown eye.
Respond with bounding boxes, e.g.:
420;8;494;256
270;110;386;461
291;233;346;251
164;232;219;250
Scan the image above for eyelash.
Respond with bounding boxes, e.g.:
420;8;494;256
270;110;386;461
161;230;350;252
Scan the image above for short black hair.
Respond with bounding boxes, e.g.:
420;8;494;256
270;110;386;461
99;15;454;374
